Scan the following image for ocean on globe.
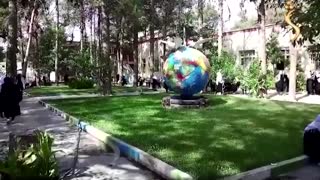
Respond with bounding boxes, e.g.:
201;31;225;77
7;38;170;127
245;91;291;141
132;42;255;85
163;46;211;97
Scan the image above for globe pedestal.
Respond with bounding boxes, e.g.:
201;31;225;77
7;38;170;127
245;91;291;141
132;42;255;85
162;95;209;109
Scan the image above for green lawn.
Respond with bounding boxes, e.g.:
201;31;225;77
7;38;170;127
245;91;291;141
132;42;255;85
47;95;319;179
27;85;155;97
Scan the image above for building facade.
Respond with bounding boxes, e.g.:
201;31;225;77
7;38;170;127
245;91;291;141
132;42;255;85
223;24;319;75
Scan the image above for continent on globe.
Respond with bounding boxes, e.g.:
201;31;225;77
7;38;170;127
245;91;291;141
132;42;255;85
163;46;211;97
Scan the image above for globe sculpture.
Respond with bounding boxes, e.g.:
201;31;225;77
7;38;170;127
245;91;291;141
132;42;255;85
163;46;211;97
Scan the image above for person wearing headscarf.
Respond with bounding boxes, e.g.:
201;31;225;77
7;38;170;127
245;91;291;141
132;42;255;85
0;77;21;123
275;71;283;94
216;70;223;95
306;71;315;95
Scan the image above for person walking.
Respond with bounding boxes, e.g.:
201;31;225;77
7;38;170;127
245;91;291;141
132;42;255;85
0;77;22;124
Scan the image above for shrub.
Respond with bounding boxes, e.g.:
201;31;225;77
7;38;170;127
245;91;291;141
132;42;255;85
238;60;275;97
210;50;237;82
0;131;59;178
296;72;306;92
68;78;94;89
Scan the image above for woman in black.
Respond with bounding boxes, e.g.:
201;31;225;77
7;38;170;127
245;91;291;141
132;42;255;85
0;77;21;123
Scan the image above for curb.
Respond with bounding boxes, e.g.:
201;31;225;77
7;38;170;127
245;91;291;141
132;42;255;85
221;156;308;180
38;100;193;180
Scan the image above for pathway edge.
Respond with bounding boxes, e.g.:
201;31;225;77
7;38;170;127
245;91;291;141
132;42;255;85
38;100;193;180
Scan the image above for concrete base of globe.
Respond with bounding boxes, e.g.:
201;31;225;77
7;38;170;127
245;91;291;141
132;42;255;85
162;96;209;109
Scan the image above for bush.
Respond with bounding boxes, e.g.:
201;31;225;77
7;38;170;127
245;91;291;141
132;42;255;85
68;78;94;89
238;60;274;98
0;131;59;179
210;51;237;82
296;72;306;92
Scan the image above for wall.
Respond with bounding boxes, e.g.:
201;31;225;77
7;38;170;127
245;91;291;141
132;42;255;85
223;24;315;75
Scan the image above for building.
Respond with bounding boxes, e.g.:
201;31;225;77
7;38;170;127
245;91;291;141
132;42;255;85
223;24;319;75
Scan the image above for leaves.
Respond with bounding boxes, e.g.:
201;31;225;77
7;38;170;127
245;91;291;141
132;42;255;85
266;32;289;66
0;131;58;178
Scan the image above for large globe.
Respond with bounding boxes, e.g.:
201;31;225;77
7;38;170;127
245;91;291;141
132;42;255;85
163;46;211;97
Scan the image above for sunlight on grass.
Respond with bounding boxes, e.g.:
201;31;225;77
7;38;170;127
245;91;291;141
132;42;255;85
47;95;319;179
27;85;154;96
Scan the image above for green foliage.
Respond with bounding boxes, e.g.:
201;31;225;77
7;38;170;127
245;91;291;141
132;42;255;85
36;26;74;75
232;17;257;30
296;72;306;92
238;60;274;97
0;131;58;178
69;50;94;78
210;51;237;81
0;0;9;35
294;0;320;44
266;33;289;67
0;47;4;62
68;78;94;89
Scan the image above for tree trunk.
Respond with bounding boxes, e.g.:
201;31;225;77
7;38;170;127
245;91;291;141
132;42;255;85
288;43;297;101
6;0;18;77
133;31;139;87
35;34;39;86
259;0;267;75
22;4;36;77
80;1;85;54
20;31;25;72
217;0;223;57
102;6;112;95
150;0;156;73
89;8;94;64
55;0;59;85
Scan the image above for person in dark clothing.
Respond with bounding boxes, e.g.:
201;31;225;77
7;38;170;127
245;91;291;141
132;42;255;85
116;74;120;83
304;115;320;163
284;73;289;93
16;74;24;91
121;76;127;86
275;71;285;94
0;77;21;123
315;72;320;95
307;71;315;95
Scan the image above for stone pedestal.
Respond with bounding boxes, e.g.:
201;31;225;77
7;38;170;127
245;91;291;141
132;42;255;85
162;96;209;109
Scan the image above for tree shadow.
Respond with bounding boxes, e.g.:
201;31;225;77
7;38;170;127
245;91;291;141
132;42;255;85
49;95;320;179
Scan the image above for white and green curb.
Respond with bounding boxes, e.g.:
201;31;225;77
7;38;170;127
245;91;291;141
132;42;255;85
221;156;308;180
39;100;193;180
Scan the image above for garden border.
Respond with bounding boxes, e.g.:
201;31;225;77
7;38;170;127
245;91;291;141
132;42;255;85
221;155;308;180
38;100;193;180
38;97;309;180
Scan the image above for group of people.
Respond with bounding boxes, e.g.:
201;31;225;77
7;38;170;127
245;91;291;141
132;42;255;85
306;71;320;95
0;74;24;124
275;70;290;95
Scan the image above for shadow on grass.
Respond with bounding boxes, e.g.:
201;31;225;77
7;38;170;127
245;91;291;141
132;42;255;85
47;95;319;179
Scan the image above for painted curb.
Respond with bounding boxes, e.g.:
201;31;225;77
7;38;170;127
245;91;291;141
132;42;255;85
39;100;193;180
221;156;308;180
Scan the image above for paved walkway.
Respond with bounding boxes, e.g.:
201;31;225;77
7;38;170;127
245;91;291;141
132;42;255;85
0;97;158;180
278;164;320;180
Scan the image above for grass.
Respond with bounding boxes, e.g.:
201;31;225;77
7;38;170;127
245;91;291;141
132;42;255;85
26;85;155;97
47;95;319;179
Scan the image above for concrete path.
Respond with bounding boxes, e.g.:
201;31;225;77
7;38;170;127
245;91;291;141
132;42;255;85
277;165;320;180
0;97;159;180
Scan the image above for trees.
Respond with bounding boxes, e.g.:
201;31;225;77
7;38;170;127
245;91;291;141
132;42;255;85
217;0;223;57
6;0;18;77
266;33;289;70
293;0;320;43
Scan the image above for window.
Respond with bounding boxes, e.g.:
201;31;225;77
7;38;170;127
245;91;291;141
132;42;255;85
309;45;320;69
239;50;256;68
281;48;290;60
